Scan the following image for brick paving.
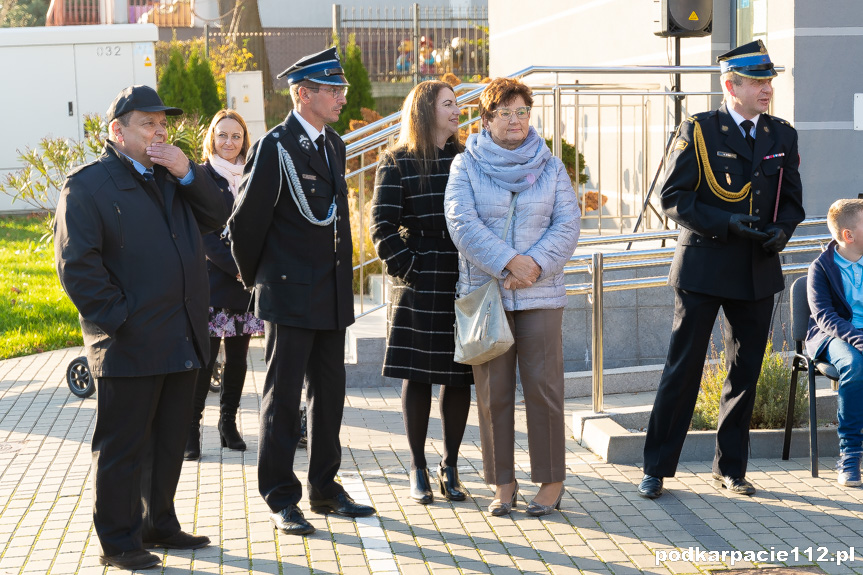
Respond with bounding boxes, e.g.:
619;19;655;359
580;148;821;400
1;341;863;574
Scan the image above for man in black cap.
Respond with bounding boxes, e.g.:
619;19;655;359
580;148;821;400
54;85;225;570
229;47;375;535
637;40;805;499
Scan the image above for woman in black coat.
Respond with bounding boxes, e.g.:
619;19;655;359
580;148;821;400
185;109;264;460
370;80;473;504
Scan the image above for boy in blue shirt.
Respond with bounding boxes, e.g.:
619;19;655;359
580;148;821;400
806;199;863;486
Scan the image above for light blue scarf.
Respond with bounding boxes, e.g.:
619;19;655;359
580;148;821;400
463;126;551;193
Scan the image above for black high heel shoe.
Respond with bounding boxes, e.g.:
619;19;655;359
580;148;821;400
488;481;518;516
437;465;467;501
410;468;434;504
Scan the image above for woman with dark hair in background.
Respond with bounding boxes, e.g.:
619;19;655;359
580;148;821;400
370;80;473;504
185;109;264;460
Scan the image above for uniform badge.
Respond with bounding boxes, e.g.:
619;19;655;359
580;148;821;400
302;174;317;180
721;125;729;132
763;126;770;133
674;139;688;151
717;151;737;158
298;134;311;151
725;173;732;186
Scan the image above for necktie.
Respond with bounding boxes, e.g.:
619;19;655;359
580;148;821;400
143;169;154;181
740;120;755;151
315;135;328;167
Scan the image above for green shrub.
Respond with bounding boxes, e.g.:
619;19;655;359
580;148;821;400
692;338;809;430
545;137;588;188
158;46;203;117
189;47;222;118
333;34;376;135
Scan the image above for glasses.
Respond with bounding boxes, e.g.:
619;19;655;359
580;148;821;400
304;85;348;98
492;106;531;120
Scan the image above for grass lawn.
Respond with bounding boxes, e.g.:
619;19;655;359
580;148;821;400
0;214;81;360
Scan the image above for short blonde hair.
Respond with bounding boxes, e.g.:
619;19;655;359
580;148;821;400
827;199;863;242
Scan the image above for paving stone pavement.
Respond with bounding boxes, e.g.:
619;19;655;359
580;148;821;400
1;341;863;575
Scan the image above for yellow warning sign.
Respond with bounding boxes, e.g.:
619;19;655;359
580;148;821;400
144;56;152;67
689;11;699;21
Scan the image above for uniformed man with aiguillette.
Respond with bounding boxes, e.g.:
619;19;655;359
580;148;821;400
637;40;805;500
229;47;375;535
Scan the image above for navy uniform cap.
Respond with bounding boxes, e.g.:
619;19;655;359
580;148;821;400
717;39;778;79
277;47;350;86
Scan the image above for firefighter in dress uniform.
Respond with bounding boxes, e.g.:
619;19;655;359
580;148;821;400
637;40;805;499
229;47;376;535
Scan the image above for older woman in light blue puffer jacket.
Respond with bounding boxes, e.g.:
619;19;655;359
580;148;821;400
444;77;580;518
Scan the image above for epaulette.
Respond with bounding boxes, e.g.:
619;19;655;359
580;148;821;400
765;113;793;128
685;110;717;123
66;157;102;179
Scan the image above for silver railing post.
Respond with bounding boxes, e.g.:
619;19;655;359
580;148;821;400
552;78;562;158
590;252;604;413
358;151;366;313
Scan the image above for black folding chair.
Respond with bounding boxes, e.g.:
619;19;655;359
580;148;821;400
782;275;840;477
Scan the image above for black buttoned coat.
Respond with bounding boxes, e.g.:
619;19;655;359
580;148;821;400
229;111;355;331
54;141;227;377
200;161;252;311
661;102;805;300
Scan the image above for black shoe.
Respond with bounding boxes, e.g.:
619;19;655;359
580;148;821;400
712;473;756;495
637;475;663;499
144;530;210;549
437;465;467;501
184;423;201;461
298;405;308;449
219;412;246;451
410;468;434;504
309;491;376;517
271;505;315;535
99;549;161;570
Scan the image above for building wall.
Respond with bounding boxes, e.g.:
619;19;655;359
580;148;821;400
791;1;863;216
258;0;487;28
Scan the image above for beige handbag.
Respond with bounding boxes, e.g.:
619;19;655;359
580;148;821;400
453;194;517;365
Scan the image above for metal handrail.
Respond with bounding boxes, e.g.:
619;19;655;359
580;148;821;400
570;218;827;412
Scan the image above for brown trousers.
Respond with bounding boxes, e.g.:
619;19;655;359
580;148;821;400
472;307;566;486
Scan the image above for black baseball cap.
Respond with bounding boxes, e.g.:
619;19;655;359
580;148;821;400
106;85;183;121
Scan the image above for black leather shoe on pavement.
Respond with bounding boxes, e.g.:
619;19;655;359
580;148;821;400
309;491;376;517
712;474;756;495
99;549;161;570
410;468;434;504
437;465;467;501
270;505;315;535
144;530;210;549
637;475;663;499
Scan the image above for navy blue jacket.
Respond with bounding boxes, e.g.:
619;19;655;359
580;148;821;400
805;240;863;358
201;161;253;311
54;142;227;377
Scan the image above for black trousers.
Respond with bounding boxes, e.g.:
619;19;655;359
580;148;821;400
191;334;251;420
643;288;774;478
258;322;346;512
92;370;197;556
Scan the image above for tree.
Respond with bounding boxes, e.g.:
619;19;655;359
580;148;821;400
1;0;49;27
217;0;271;92
158;46;203;116
332;34;375;135
189;47;222;118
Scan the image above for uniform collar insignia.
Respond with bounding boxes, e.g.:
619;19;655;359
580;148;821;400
763;126;770;133
298;133;311;151
721;124;729;132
